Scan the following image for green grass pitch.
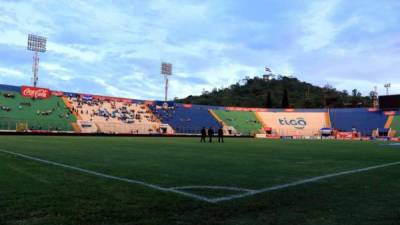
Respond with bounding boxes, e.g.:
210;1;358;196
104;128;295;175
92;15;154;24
1;136;400;225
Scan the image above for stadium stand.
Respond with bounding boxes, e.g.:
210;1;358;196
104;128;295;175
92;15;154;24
67;96;161;134
256;110;330;136
211;109;262;136
329;108;388;136
0;88;76;131
390;115;400;137
150;103;221;134
1;83;399;138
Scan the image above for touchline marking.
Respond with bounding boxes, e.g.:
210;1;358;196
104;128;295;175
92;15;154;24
1;148;400;204
0;149;214;203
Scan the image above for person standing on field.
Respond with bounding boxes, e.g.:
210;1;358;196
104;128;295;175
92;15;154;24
218;127;224;143
200;127;206;143
208;127;214;143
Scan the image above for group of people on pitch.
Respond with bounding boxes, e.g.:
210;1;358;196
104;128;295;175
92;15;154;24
200;127;224;143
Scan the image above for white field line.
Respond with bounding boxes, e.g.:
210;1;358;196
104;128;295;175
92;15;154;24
0;149;214;203
211;161;400;203
169;185;254;192
2;149;400;204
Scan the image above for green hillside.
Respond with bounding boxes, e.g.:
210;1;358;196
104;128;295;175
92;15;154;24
178;76;372;108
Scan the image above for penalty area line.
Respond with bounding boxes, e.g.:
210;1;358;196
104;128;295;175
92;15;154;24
211;161;400;203
169;185;254;192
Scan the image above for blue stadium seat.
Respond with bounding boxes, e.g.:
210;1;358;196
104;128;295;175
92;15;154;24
329;108;387;135
150;103;221;134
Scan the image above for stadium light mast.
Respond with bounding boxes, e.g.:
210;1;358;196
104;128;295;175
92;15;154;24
372;86;379;108
161;62;172;102
384;83;391;95
27;34;47;87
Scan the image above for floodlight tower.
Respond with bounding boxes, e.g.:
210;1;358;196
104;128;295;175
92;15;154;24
161;62;172;102
27;34;47;87
372;86;379;108
384;83;391;95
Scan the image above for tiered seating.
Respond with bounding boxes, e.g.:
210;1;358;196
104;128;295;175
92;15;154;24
256;111;329;136
390;115;400;136
68;97;160;134
212;110;262;135
329;108;387;135
1;84;398;137
0;90;75;131
150;104;220;134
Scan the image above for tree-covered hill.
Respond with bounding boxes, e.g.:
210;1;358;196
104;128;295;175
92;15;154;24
176;76;373;108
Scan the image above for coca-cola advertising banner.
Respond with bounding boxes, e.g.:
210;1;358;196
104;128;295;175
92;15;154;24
21;86;51;99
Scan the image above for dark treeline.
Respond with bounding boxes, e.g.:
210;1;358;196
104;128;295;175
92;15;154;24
176;76;373;108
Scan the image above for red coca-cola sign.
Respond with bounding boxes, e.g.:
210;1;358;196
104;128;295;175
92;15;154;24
21;86;51;99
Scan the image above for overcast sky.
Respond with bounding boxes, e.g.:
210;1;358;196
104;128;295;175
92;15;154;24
0;0;399;100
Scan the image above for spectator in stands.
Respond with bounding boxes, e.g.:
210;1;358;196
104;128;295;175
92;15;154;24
218;127;224;143
0;106;11;112
208;127;214;143
200;127;206;143
3;93;15;98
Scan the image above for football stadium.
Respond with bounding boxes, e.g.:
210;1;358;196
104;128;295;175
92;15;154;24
2;81;400;225
1;1;400;225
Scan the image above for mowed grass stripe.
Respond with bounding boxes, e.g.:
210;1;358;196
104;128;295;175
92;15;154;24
1;147;400;203
0;136;399;190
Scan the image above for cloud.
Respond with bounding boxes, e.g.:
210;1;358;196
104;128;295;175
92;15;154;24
298;0;360;51
0;67;24;78
325;77;400;96
0;0;399;99
41;63;68;72
0;30;26;47
41;62;75;81
47;42;103;63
